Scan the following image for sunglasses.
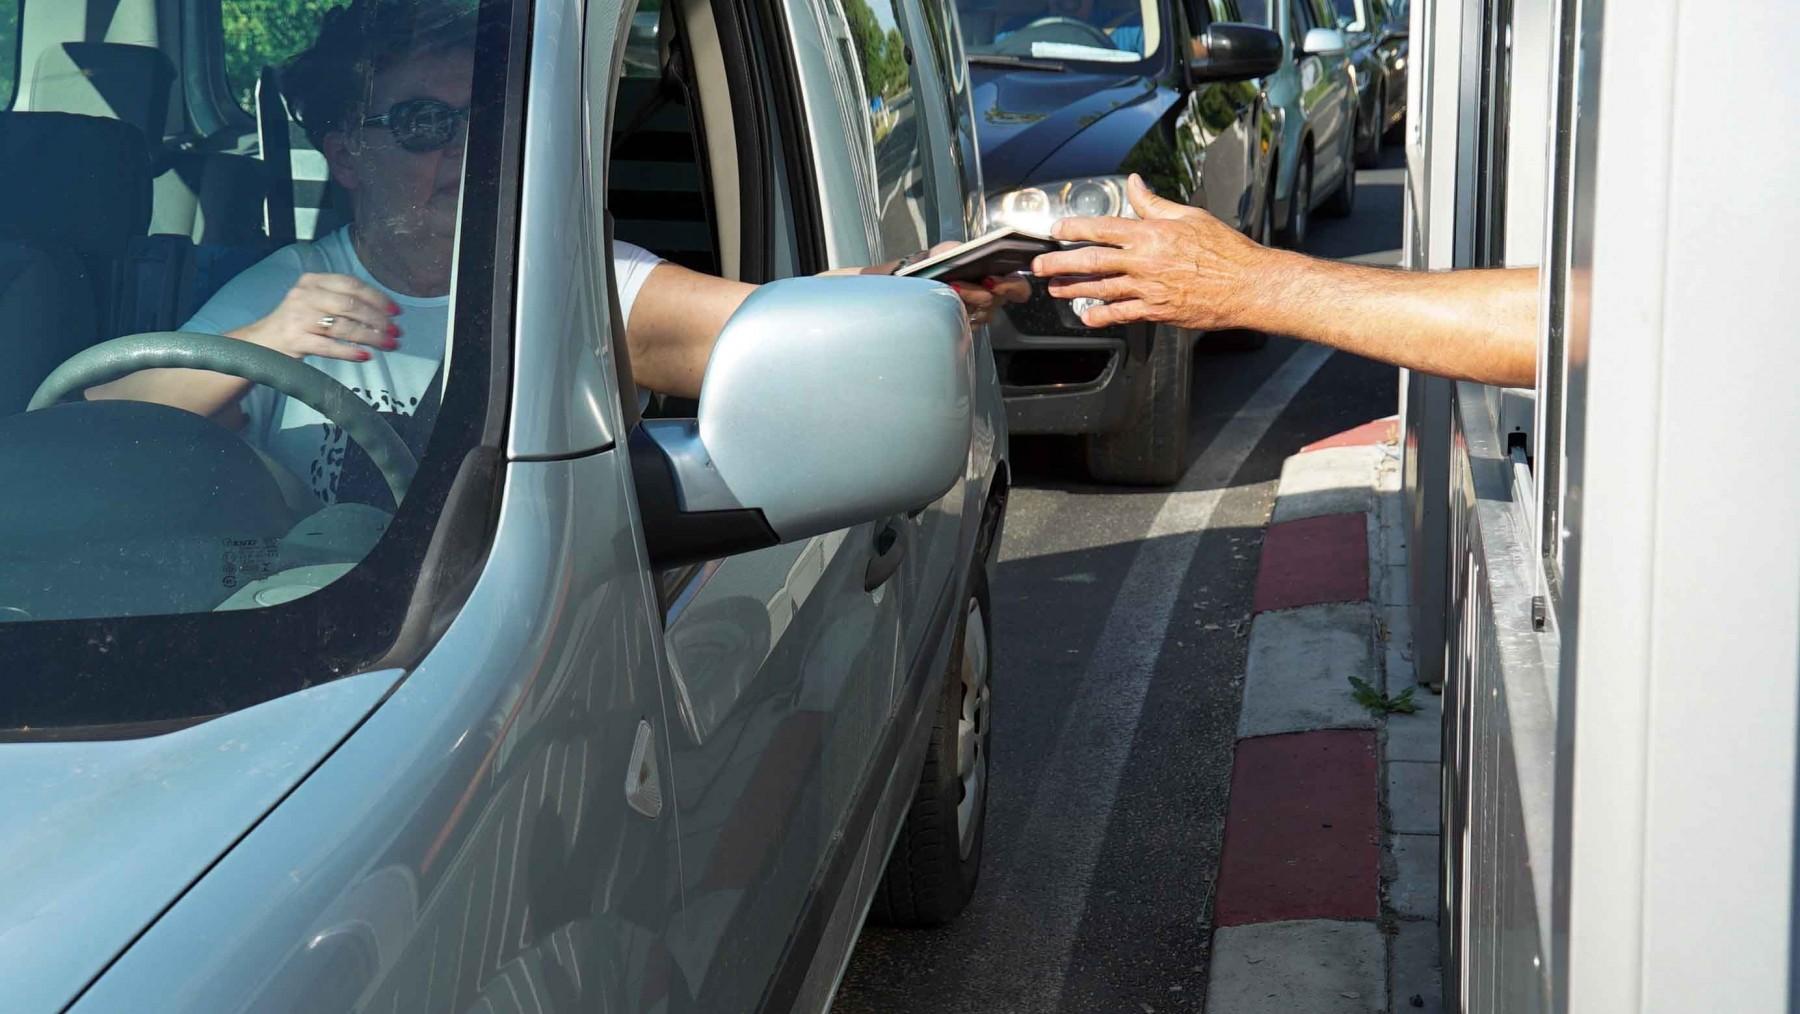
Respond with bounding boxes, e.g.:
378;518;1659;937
360;98;471;153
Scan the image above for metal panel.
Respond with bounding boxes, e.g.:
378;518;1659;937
1442;384;1558;1014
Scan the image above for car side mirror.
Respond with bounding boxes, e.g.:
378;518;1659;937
1301;27;1348;56
630;275;974;569
1188;22;1284;82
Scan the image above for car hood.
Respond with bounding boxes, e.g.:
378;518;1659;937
971;64;1169;194
0;668;402;1012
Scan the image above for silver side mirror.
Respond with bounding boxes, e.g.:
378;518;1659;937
631;275;974;568
1302;27;1348;56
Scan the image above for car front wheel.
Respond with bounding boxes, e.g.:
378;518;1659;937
1083;324;1193;486
869;568;993;927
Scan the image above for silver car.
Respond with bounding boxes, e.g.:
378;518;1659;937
1229;0;1359;247
0;0;1008;1011
1327;0;1407;166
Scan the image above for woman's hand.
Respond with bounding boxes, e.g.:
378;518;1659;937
851;241;1031;327
231;272;402;362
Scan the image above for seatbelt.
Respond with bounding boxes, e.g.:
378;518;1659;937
615;44;693;147
256;67;297;246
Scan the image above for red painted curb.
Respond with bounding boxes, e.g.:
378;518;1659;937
1212;731;1381;927
1301;416;1398;453
1252;513;1369;613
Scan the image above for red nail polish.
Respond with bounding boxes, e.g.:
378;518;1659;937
387;323;401;338
981;277;997;290
357;349;373;361
389;302;403;315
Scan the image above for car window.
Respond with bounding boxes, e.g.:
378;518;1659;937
0;0;19;109
1330;0;1355;23
954;0;1165;66
1237;0;1270;27
221;0;355;110
842;0;941;259
0;0;516;732
1290;0;1313;35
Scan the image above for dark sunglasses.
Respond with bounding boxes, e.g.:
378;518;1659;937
360;98;471;153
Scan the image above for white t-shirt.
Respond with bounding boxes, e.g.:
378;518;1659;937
183;228;663;504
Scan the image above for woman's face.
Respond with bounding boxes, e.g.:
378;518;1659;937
324;46;474;244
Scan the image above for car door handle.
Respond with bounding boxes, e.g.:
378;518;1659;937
864;521;908;592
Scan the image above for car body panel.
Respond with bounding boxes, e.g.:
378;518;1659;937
0;668;401;1014
73;454;680;1014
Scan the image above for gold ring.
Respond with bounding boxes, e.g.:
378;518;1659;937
317;315;337;330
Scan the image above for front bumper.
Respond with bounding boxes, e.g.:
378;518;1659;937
989;281;1149;436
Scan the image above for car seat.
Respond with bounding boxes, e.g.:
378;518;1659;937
0;112;153;415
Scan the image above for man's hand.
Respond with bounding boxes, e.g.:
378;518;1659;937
1030;174;1273;331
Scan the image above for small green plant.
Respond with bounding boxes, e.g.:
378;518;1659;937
1350;676;1420;716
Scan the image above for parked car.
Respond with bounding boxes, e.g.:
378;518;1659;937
953;0;1283;486
0;0;1008;1011
1367;0;1411;141
1228;0;1358;248
1328;0;1407;164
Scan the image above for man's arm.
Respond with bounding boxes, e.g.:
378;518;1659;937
1030;174;1539;388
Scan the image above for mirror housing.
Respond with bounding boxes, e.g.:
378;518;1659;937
631;275;974;569
1188;22;1284;82
1301;27;1348;56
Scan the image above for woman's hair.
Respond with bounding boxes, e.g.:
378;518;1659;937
283;0;480;150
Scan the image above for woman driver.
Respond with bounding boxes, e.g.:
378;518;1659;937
89;0;1017;506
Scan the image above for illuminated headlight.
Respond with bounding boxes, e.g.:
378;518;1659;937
985;176;1139;234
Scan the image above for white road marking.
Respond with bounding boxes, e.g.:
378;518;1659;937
967;343;1333;1009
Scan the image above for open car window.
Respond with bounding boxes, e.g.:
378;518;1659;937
0;0;519;733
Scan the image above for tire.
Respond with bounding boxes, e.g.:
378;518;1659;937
1276;151;1311;249
1356;91;1383;169
1323;127;1357;218
869;567;994;927
1083;324;1193;486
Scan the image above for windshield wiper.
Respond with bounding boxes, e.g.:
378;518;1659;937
967;53;1068;72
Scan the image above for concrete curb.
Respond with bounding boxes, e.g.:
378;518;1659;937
1205;417;1444;1014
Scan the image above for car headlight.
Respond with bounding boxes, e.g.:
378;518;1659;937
985;176;1139;234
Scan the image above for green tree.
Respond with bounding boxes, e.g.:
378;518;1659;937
841;0;908;103
221;0;355;108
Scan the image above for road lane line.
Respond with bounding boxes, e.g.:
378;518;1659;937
970;343;1334;1009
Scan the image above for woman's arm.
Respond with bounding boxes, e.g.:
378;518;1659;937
86;272;400;417
624;248;1026;400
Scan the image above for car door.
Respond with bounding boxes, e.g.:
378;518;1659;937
797;0;970;696
630;4;901;1009
1182;0;1259;229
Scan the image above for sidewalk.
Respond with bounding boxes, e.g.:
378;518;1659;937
1204;418;1444;1014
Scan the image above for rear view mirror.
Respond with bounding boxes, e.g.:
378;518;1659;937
1302;27;1348;55
1189;22;1285;82
631;276;974;569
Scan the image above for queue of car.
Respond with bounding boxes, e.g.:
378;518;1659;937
0;0;1402;1010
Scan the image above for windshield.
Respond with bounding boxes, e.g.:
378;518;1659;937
0;0;515;732
953;0;1165;65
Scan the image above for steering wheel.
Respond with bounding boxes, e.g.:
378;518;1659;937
999;16;1119;52
29;332;419;505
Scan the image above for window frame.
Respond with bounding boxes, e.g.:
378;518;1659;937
0;0;524;737
0;0;22;111
599;0;829;612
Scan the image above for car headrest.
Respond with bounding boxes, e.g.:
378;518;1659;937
0;112;152;257
31;43;176;143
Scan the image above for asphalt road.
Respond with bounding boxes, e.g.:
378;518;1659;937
833;146;1407;1014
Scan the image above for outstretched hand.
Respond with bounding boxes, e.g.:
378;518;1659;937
1029;174;1273;331
849;240;1029;326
